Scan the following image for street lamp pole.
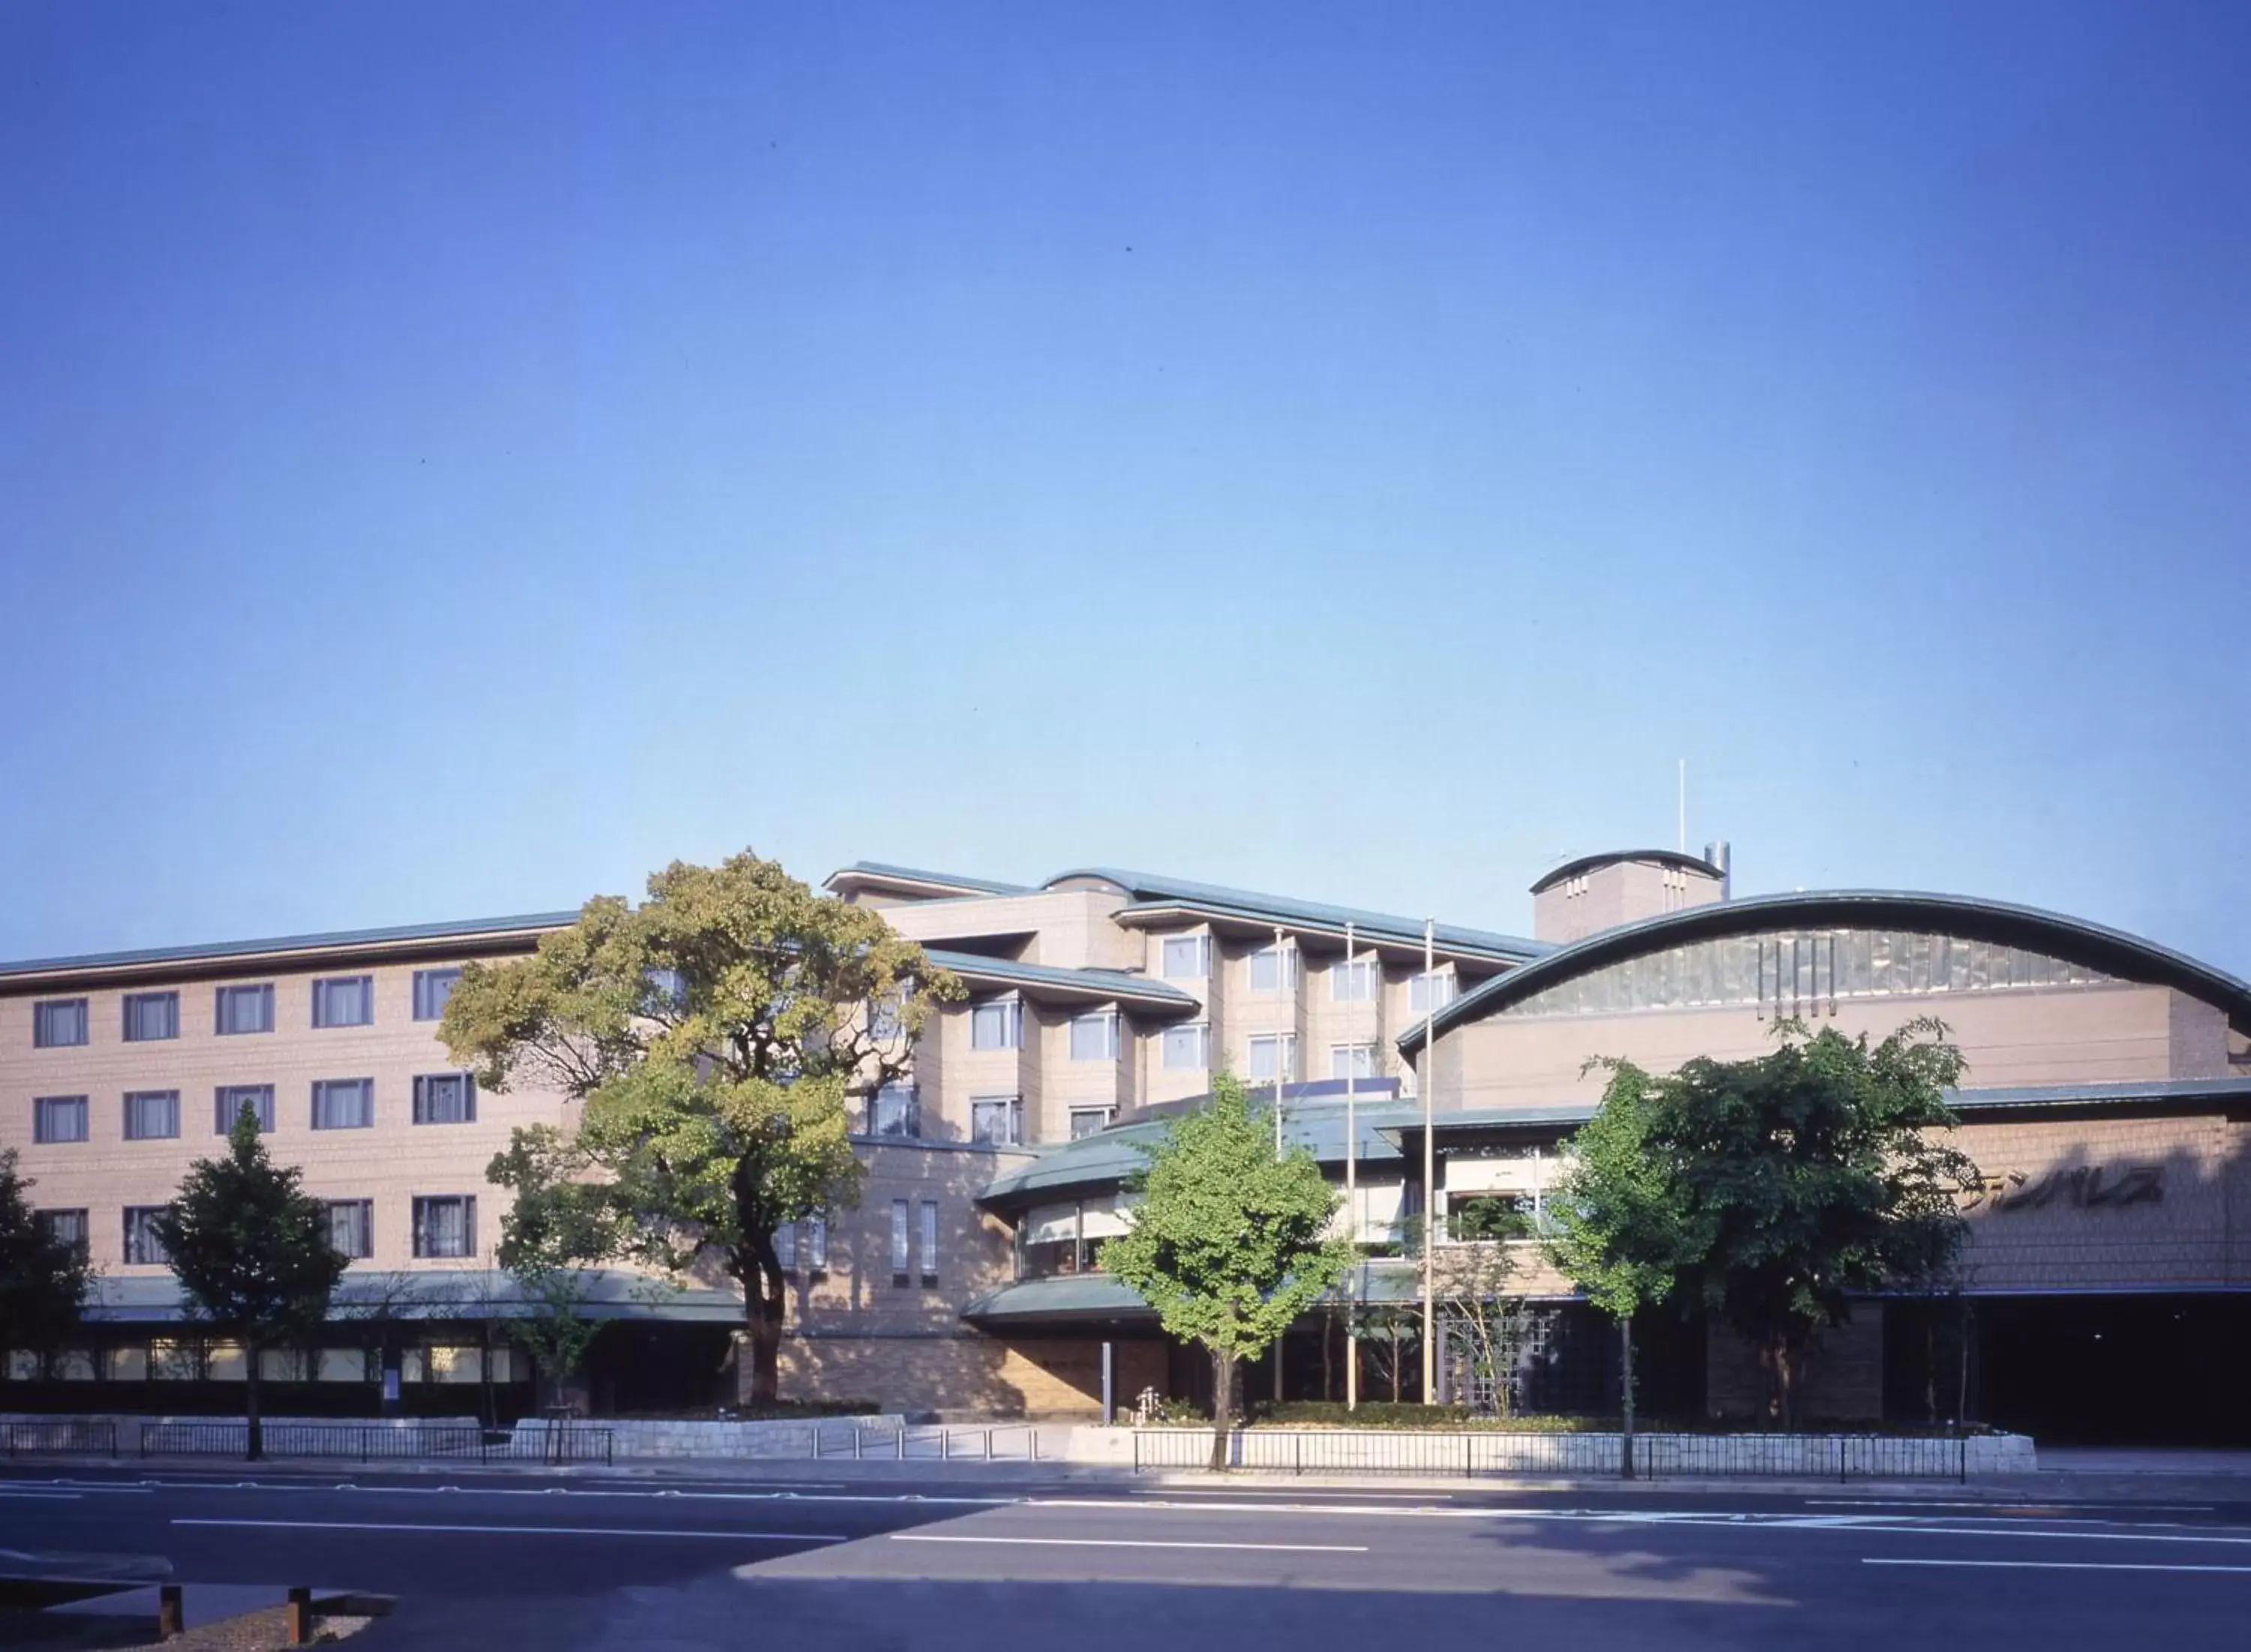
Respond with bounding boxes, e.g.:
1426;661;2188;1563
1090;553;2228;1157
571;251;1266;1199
1344;921;1358;1412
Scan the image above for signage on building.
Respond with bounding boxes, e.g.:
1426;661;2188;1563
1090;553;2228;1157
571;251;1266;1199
1965;1164;2164;1213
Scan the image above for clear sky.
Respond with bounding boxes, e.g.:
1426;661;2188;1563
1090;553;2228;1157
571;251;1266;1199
2;2;2246;975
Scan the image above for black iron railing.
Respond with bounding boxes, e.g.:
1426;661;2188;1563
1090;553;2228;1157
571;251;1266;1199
137;1421;614;1466
0;1419;119;1457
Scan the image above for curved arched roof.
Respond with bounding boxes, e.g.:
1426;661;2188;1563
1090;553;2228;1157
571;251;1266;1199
1397;888;2251;1057
1528;849;1724;896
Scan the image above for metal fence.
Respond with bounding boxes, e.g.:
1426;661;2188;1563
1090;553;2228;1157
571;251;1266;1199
138;1422;615;1466
817;1422;1042;1463
1129;1427;1969;1482
0;1419;119;1458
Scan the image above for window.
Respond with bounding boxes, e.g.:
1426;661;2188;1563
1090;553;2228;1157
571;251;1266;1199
33;1095;88;1144
1330;960;1379;1002
1330;1043;1377;1081
311;975;374;1028
323;1200;374;1260
1068;1106;1113;1140
215;984;274;1035
124;1206;171;1266
891;1199;911;1287
123;1090;181;1141
1160;934;1210;979
807;1215;828;1273
122;992;179;1042
642;966;687;1012
412;969;461;1022
1162;1021;1209;1070
311;1078;374;1131
37;1209;89;1257
919;1199;939;1288
215;1084;275;1134
32;999;87;1048
1069;1010;1119;1062
971;1095;1023;1146
868;992;907;1044
969;998;1022;1051
870;1083;919;1138
774;1221;795;1271
413;1073;476;1125
1408;969;1456;1014
1247;1033;1297;1082
1249;943;1300;993
411;1195;476;1259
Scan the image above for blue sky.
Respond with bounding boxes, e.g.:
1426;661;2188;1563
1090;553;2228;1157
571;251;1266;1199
2;2;2246;975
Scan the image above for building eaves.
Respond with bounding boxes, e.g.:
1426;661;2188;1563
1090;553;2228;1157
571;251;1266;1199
1399;888;2251;1058
1528;849;1723;897
824;861;1034;898
0;911;581;990
921;949;1201;1011
82;1269;744;1324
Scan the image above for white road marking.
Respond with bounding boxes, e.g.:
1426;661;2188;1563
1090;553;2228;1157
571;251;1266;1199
891;1533;1368;1554
171;1518;848;1542
1866;1557;2251;1575
1811;1500;2218;1514
0;1491;80;1500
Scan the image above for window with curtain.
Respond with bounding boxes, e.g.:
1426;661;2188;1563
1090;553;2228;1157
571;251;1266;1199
1247;1034;1297;1081
122;992;179;1042
969;999;1022;1050
774;1221;796;1271
870;1084;919;1138
919;1200;939;1287
214;1084;276;1134
1330;1043;1378;1080
123;1090;180;1140
1162;1022;1209;1070
215;984;275;1035
123;1206;172;1266
33;1095;88;1144
413;1073;476;1125
1407;969;1456;1014
807;1215;828;1273
891;1199;911;1286
1249;944;1299;993
413;968;461;1022
1330;960;1379;1002
33;999;88;1048
38;1209;89;1256
323;1200;374;1260
1069;1011;1119;1061
311;1078;374;1130
311;976;374;1028
971;1095;1023;1146
1068;1106;1113;1140
1161;935;1210;979
412;1195;476;1259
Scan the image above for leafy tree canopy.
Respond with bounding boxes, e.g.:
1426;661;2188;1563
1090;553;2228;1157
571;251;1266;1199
0;1149;89;1359
445;850;960;1404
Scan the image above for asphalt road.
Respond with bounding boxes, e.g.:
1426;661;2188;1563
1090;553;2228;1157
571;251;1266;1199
8;1467;2251;1650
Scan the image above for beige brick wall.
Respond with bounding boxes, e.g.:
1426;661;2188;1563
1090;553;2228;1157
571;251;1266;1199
777;1330;1166;1416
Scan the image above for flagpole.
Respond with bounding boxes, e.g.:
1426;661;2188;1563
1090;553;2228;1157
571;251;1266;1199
1420;916;1437;1405
1273;924;1288;1157
1344;921;1358;1412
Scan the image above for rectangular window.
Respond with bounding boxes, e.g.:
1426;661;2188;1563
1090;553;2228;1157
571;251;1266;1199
1330;959;1379;1002
411;1195;476;1260
1249;943;1299;993
323;1200;374;1260
1247;1033;1297;1082
122;992;179;1042
32;999;88;1048
214;983;275;1036
38;1209;89;1257
311;1078;374;1131
412;1073;476;1125
1068;1105;1113;1140
1160;934;1210;980
969;999;1022;1050
123;1089;181;1141
1408;969;1456;1014
807;1215;828;1273
891;1198;911;1287
774;1221;796;1271
919;1199;939;1288
32;1095;88;1144
214;1084;276;1134
1330;1043;1378;1081
1069;1010;1119;1062
1162;1021;1209;1071
412;968;461;1022
971;1095;1023;1146
311;975;374;1029
123;1206;171;1266
870;1083;919;1138
868;992;906;1044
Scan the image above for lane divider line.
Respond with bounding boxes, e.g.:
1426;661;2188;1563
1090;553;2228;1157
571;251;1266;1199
1865;1557;2251;1575
890;1534;1368;1554
171;1518;847;1542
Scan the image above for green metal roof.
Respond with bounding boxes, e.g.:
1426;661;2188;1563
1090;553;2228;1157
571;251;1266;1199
1043;868;1548;963
921;948;1201;1010
961;1259;1458;1326
0;911;579;984
825;861;1035;897
81;1269;745;1325
1399;888;2251;1057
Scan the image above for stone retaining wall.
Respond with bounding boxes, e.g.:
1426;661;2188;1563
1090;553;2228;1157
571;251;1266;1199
510;1414;903;1459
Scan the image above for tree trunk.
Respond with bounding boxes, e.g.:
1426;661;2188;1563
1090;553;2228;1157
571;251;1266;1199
1208;1349;1237;1473
245;1344;263;1463
1618;1314;1635;1482
1772;1337;1799;1431
1390;1325;1402;1402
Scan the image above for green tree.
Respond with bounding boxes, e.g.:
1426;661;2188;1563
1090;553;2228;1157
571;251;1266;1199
444;851;960;1406
1101;1076;1351;1470
0;1149;90;1379
154;1107;348;1460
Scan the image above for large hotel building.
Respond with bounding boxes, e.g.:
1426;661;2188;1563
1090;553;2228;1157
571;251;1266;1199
5;849;2249;1443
